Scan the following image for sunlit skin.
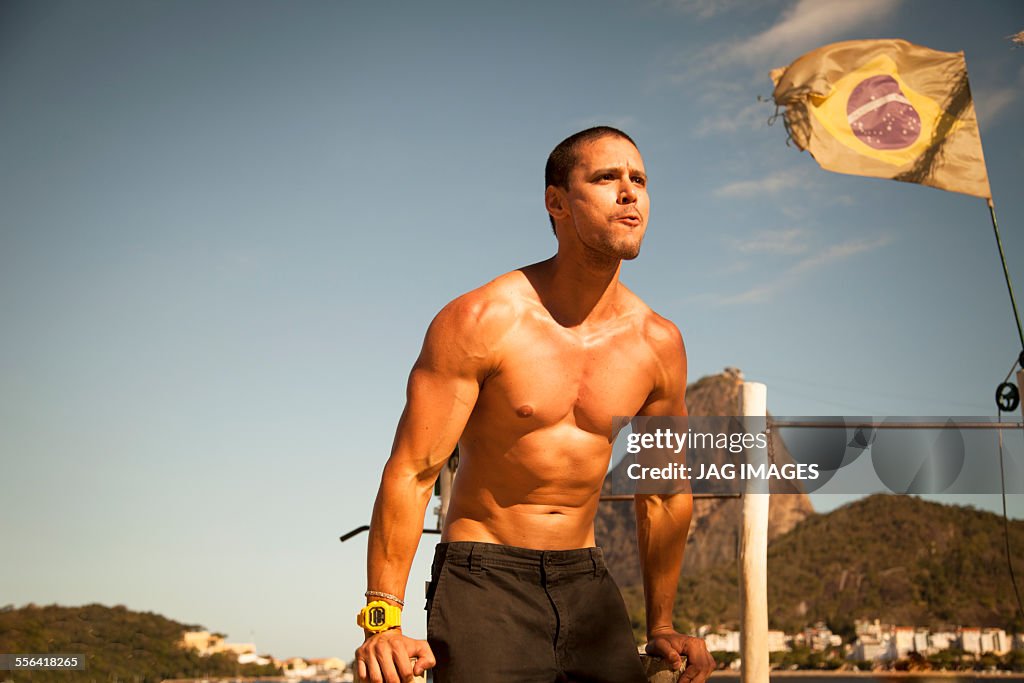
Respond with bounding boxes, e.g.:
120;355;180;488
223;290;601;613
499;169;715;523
356;135;715;683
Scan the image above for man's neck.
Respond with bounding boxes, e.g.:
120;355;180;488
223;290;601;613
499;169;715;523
529;251;623;328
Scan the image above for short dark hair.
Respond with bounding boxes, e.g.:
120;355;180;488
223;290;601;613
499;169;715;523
545;126;638;234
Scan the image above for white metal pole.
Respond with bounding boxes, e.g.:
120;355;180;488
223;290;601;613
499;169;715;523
1018;370;1024;422
437;454;456;530
740;381;769;683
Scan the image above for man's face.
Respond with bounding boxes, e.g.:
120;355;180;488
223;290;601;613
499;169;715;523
562;135;649;261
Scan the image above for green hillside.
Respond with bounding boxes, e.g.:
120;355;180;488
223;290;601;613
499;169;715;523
0;603;281;682
622;495;1024;638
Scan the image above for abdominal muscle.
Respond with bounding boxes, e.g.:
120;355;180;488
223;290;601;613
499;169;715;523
441;425;615;550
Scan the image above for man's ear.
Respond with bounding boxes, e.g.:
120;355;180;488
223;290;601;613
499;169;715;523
545;185;569;221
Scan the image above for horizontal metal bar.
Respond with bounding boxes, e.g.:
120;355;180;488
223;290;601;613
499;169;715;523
769;420;1023;430
339;526;441;542
600;493;742;502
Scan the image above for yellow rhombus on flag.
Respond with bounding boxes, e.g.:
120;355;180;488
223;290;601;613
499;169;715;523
770;39;991;199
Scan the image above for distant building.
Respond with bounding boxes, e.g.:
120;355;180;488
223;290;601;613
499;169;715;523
180;630;225;655
703;630;740;653
893;627;916;658
308;657;348;675
959;627;982;654
238;653;272;666
855;619;884;641
283;657;316;679
697;627;786;654
929;631;956;652
799;622;841;651
852;636;890;662
766;631;788;653
219;642;256;656
180;630;256;659
981;628;1010;655
913;629;929;654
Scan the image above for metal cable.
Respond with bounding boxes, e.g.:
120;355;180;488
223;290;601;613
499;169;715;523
997;357;1024;627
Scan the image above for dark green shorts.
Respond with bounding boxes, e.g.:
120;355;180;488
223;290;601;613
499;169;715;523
426;541;647;683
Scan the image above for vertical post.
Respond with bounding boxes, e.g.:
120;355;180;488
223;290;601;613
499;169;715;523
740;382;769;683
437;459;454;530
1018;370;1024;422
436;447;458;530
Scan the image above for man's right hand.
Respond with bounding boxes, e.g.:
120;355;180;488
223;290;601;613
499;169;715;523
355;628;436;683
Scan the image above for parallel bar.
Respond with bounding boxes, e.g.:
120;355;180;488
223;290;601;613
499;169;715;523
600;493;741;502
770;420;1022;430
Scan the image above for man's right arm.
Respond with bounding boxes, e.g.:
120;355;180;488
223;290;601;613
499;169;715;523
356;293;497;683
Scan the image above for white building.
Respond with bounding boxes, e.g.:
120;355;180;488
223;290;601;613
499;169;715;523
893;627;916;658
703;630;740;653
929;631;956;652
767;630;789;653
238;653;272;666
852;636;890;662
697;627;786;654
798;622;841;651
855;619;884;640
959;628;982;655
913;629;929;654
980;628;1010;655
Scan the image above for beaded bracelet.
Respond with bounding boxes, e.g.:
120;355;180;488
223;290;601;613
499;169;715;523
365;590;405;607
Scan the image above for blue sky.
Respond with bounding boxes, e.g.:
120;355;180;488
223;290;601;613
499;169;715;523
2;0;1022;662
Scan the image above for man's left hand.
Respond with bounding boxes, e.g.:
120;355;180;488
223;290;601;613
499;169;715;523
645;629;715;683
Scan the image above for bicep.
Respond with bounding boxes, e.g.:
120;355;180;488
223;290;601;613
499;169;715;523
635;321;689;498
638;321;687;417
384;300;490;482
387;362;480;482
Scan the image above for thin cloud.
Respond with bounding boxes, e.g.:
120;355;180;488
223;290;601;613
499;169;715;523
974;87;1017;126
653;0;765;19
699;235;892;305
975;67;1022;129
714;168;807;198
787;236;890;276
728;0;901;65
696;101;775;136
729;228;809;255
669;0;902;81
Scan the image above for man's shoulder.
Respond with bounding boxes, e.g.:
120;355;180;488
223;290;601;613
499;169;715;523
620;287;687;409
619;285;685;354
431;269;531;338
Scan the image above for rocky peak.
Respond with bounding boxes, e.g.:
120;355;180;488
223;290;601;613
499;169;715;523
594;368;816;587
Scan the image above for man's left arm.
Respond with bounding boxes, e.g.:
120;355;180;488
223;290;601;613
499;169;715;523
635;318;716;681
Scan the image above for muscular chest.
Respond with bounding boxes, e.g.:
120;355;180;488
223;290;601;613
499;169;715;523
475;320;654;435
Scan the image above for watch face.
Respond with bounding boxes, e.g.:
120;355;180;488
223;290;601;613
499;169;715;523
368;606;386;629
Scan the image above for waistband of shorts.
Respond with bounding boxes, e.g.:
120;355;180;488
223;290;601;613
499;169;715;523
434;541;605;572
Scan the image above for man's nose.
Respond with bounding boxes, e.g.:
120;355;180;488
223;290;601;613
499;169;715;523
618;180;637;203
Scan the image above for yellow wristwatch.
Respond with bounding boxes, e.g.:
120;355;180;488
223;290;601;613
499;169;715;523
357;600;402;633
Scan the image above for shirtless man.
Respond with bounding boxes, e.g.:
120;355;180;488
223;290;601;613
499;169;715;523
355;127;714;683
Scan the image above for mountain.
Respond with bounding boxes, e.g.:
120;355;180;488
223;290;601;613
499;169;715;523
595;368;816;587
596;368;1024;638
615;494;1024;637
761;494;1024;633
0;603;281;683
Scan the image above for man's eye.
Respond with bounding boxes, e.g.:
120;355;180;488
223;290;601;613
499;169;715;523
632;176;646;186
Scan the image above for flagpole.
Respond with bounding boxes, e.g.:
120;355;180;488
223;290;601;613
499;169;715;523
987;197;1024;353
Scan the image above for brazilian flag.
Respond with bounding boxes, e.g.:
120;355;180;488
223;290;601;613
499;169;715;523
771;39;991;199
